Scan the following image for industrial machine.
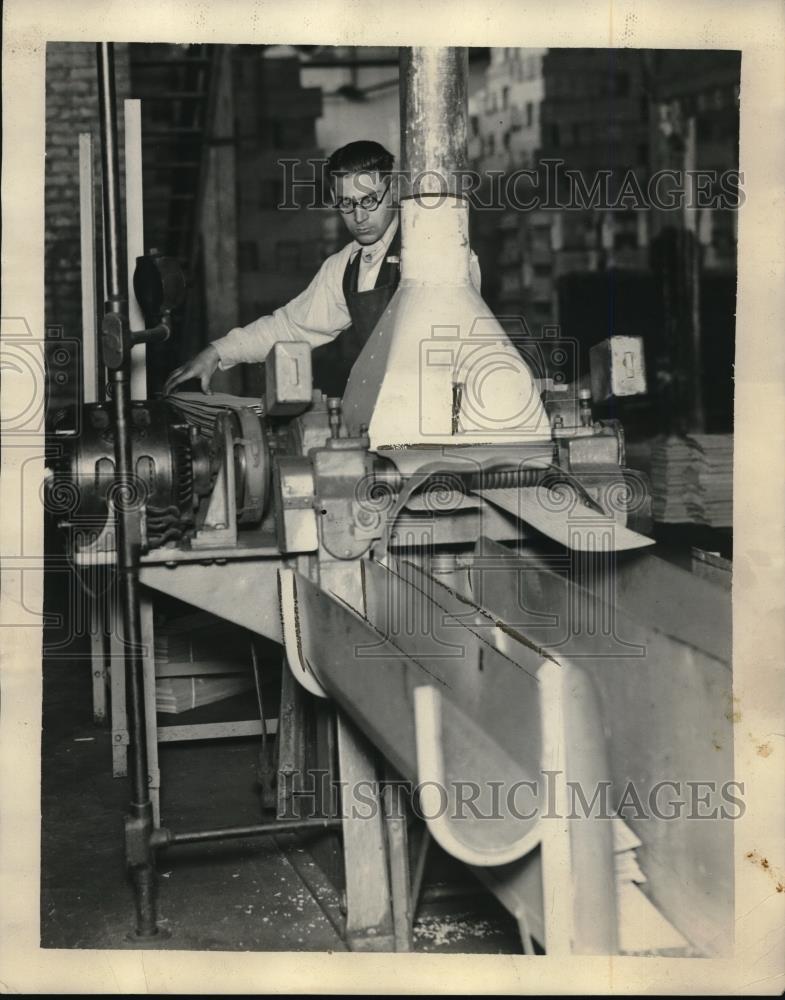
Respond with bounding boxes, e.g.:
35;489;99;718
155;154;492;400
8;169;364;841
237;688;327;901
48;45;733;956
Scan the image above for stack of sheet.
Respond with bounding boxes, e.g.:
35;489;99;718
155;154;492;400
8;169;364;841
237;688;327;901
156;674;254;714
651;434;733;527
154;613;255;716
168;391;264;437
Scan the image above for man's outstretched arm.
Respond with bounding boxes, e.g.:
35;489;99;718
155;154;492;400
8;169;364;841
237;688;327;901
164;249;353;394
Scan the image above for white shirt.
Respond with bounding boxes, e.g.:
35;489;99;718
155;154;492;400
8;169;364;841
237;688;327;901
212;216;482;369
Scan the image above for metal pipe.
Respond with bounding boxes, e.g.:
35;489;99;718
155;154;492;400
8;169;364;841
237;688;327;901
96;42;159;938
397;47;471;286
399;47;468;196
153;818;342;848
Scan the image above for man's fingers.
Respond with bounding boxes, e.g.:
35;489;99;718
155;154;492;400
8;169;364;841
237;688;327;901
164;371;182;394
165;367;191;394
200;373;212;395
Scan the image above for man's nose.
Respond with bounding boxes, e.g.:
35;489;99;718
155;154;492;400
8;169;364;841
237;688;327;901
353;203;369;224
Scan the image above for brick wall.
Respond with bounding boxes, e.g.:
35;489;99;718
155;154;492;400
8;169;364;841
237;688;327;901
45;42;130;409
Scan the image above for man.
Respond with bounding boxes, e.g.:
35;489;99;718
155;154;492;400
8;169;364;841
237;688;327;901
164;140;480;398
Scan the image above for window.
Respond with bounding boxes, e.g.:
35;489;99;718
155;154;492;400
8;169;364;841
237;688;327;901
272;120;308;149
487;133;496;155
502;86;510;110
503;130;511;150
470;115;479;137
238;241;259;272
526;101;533;127
259;178;284;208
275;241;300;270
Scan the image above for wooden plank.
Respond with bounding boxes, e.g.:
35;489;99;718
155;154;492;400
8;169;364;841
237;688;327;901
276;659;308;819
124;99;146;399
78;132;100;404
156;719;277;742
89;585;108;724
140;593;161;825
336;714;395;952
108;577;128;777
382;780;412;952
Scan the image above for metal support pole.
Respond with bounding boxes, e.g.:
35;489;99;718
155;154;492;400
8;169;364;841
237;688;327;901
96;41;159;939
151;817;342;849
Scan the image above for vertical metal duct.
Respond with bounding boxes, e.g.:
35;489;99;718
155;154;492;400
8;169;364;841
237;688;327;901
343;47;551;472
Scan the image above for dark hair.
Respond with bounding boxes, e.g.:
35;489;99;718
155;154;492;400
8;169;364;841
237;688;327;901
327;140;395;179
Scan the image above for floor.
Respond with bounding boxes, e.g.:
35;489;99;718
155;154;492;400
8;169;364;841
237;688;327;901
40;647;522;955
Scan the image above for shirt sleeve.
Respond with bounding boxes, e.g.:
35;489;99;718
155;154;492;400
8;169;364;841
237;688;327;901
211;247;354;369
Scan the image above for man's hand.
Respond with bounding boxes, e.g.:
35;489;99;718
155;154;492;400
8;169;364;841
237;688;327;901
164;345;221;395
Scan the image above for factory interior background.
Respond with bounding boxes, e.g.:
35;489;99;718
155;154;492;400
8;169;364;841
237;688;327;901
41;44;738;954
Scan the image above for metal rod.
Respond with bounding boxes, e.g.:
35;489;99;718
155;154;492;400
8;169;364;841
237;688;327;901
154;818;342;848
96;41;159;939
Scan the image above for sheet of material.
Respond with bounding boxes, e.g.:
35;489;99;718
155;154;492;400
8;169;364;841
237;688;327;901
140;593;161;826
336;714;396;952
474;486;656;551
413;685;544;867
124;99;146;399
467;536;733;957
286;560;621;952
78;132;100;404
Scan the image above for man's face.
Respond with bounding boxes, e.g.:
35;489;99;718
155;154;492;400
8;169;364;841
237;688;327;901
332;170;397;245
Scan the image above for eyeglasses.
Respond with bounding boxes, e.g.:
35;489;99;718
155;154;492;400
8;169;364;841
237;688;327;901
334;177;392;214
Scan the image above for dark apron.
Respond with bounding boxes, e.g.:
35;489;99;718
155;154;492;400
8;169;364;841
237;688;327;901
311;227;401;397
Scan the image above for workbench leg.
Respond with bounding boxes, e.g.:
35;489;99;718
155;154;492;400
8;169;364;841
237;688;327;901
108;577;129;777
382;779;412;951
139;593;161;826
89;589;108;725
277;658;309;819
337;714;395;952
